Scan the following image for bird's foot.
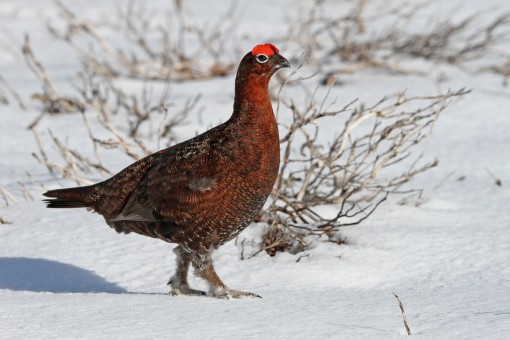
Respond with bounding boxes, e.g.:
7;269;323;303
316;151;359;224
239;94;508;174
169;285;207;297
212;288;262;300
168;278;206;296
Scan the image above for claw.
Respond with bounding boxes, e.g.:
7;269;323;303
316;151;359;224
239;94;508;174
169;286;207;296
212;288;262;299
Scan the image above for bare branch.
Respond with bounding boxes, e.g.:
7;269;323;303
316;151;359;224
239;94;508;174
47;0;238;81
285;1;510;77
0;75;27;110
393;293;412;336
485;167;503;187
0;186;18;206
257;85;469;255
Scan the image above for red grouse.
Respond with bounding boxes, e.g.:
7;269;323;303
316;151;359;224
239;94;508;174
43;44;289;299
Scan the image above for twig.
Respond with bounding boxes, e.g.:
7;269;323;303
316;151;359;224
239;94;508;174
393;292;412;336
296;253;310;262
0;76;27;110
239;239;246;260
485;167;502;187
17;181;34;201
259;86;469;255
22;34;85;129
286;0;510;76
21;34;59;97
48;0;238;81
0;186;19;206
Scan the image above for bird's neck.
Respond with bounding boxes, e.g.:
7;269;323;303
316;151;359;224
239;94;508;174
232;73;273;122
230;72;280;181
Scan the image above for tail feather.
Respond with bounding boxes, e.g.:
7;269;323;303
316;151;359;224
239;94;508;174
43;198;87;208
43;185;93;209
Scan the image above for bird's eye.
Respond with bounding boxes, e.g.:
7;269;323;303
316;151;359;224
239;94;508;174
255;54;269;64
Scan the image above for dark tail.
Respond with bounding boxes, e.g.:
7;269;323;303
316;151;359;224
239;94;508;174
43;186;93;209
43;198;87;208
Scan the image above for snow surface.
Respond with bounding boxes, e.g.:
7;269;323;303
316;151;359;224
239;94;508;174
1;0;510;339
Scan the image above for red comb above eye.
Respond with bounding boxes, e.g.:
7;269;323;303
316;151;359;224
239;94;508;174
252;44;279;56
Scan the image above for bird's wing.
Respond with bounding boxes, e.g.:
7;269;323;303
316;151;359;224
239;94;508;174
110;133;232;226
80;152;163;218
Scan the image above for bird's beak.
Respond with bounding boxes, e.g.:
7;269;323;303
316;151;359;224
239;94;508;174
273;54;290;71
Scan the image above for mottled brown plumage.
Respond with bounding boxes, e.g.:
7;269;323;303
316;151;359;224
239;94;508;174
43;44;289;299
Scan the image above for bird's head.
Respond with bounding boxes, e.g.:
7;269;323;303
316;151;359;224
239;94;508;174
237;43;290;79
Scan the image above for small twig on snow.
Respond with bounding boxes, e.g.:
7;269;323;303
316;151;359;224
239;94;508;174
485;167;502;187
393;292;412;336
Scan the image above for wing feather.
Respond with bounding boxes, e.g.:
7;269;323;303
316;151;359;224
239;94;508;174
110;128;232;227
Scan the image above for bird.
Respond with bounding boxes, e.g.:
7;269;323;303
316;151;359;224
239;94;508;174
43;43;290;299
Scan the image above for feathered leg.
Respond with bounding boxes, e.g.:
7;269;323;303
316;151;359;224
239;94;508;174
168;246;206;296
191;251;261;299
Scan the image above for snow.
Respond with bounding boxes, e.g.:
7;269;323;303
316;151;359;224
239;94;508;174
1;0;510;339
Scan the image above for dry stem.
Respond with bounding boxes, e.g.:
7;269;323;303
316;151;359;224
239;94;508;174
393;293;412;336
258;85;469;255
47;0;238;81
286;0;510;78
0;75;27;110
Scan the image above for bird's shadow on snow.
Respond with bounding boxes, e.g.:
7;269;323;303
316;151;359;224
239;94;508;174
0;257;127;294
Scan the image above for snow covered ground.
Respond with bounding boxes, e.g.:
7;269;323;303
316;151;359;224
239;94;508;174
1;0;510;339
